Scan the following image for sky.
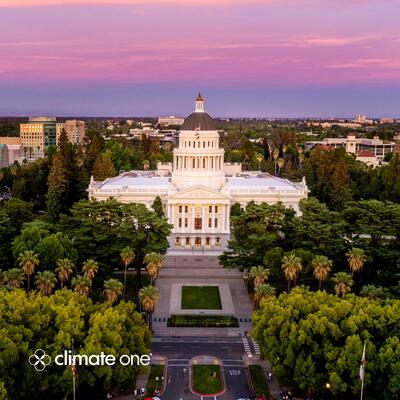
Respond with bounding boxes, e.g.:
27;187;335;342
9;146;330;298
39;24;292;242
0;0;400;117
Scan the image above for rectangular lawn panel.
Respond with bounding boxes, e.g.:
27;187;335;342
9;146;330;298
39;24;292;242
181;286;222;309
192;365;223;394
168;314;239;327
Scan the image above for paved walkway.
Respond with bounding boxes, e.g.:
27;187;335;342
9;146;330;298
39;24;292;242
153;256;253;336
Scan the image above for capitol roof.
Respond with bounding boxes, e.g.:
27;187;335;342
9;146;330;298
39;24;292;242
181;112;216;131
227;174;302;192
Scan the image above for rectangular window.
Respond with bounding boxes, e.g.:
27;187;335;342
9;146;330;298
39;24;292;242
208;218;212;228
216;237;221;245
215;218;218;228
206;237;210;246
186;237;191;246
185;205;188;213
178;218;182;228
179;205;182;213
209;205;212;213
215;206;218;213
175;237;181;245
184;218;188;228
194;218;202;230
195;237;201;246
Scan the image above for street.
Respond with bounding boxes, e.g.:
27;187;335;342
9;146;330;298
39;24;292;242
151;336;255;400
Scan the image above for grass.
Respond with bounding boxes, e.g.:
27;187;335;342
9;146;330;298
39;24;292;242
168;314;239;327
181;286;222;309
249;365;271;397
146;364;164;396
192;365;223;394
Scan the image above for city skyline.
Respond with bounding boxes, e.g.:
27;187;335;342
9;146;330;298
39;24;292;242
0;0;400;116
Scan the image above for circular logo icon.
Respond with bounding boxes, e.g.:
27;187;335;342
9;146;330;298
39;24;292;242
29;349;51;371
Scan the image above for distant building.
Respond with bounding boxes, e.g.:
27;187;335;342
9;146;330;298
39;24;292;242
356;150;381;167
56;120;86;144
0;137;24;166
354;115;373;124
307;121;362;129
305;135;394;160
20;117;57;159
158;116;185;126
380;118;395;124
394;134;400;155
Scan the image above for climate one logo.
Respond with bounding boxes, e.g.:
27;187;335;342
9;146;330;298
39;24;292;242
29;349;52;371
28;349;151;371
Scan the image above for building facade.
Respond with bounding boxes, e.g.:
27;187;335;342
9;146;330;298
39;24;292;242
56;120;86;144
305;135;394;160
89;95;308;253
20;117;57;159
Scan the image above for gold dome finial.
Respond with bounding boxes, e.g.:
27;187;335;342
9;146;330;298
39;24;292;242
196;92;204;102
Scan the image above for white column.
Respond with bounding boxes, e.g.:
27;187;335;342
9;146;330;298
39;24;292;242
202;205;206;234
225;204;229;232
191;205;195;230
212;206;215;234
221;205;226;232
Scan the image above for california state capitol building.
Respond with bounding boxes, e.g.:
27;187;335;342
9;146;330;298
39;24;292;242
88;94;308;254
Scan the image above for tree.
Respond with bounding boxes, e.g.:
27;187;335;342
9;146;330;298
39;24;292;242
103;279;124;304
92;151;116;181
82;259;99;283
2;198;33;231
18;250;39;290
144;252;164;285
230;202;242;217
71;275;90;296
120;246;135;299
249;266;270;289
47;129;88;220
312;255;332;290
360;284;389;300
55;258;74;288
282;253;302;291
220;202;288;271
254;283;276;309
151;196;164;218
332;272;354;297
3;268;24;289
346;247;366;277
35;271;57;296
382;154;400;202
252;289;400;398
139;285;160;332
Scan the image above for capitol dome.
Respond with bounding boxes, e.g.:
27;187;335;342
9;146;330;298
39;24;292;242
181;93;216;131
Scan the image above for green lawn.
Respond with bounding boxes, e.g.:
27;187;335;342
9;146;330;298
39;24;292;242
192;365;223;394
249;365;271;397
146;364;164;396
181;286;222;309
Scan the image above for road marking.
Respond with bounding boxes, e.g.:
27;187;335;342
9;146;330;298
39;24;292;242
252;340;261;355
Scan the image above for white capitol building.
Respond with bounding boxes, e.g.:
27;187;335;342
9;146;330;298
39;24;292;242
89;94;308;254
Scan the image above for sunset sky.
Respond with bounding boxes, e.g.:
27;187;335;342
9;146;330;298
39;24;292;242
0;0;399;117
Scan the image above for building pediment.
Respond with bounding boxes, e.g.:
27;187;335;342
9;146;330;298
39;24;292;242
169;185;229;201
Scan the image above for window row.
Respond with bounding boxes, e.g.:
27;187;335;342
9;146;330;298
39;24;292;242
175;236;221;246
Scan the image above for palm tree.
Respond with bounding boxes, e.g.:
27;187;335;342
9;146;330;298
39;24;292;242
346;247;366;277
55;258;74;288
71;275;91;296
103;279;124;304
139;285;160;332
3;268;25;289
120;246;135;299
18;250;39;291
82;259;99;283
282;254;302;291
277;158;284;176
254;284;276;309
312;255;333;290
35;271;57;296
332;272;354;297
249;266;270;289
272;149;279;175
144;252;164;285
360;285;387;300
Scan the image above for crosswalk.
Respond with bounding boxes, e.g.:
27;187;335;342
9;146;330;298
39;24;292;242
242;337;251;356
241;337;261;356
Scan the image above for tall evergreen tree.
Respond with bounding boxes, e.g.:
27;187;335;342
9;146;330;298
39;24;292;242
92;152;116;181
